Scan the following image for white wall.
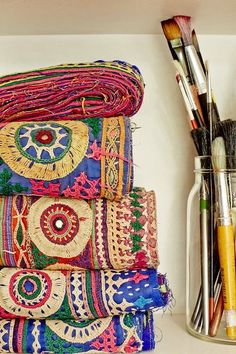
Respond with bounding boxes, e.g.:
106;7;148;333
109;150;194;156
0;34;235;313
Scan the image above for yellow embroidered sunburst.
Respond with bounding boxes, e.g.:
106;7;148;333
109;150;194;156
46;317;112;344
0;121;89;180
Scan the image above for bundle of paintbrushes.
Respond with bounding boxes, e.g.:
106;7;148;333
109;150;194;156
161;15;220;129
162;15;236;342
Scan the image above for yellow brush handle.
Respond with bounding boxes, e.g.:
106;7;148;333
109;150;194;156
218;224;236;339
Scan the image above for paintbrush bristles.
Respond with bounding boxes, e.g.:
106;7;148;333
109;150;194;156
191;127;210;156
161;19;182;41
212;137;226;171
220;120;236;156
174;15;193;45
220;120;236;169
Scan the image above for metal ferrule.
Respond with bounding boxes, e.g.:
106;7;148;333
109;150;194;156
200;179;208;202
216;172;232;226
172;46;189;80
170;38;182;48
185;45;207;94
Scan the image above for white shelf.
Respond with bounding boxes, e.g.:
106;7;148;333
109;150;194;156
0;0;236;35
152;314;236;354
0;5;236;353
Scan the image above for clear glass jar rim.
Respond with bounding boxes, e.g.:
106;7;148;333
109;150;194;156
194;155;236;173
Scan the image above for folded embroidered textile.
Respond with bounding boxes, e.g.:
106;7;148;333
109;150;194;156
0;312;155;353
0;116;132;200
0;188;158;270
0;61;144;123
0;268;169;320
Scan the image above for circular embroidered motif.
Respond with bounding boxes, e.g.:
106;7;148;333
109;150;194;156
16;275;44;302
40;203;80;245
11;272;51;308
0;121;89;180
0;268;66;317
28;197;93;258
46;317;112;344
16;124;70;163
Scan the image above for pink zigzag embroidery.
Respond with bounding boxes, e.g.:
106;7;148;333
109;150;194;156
63;172;100;199
87;140;131;163
30;180;61;196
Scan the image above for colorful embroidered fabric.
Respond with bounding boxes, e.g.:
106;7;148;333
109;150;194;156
0;61;144;123
0;312;155;353
0;116;133;200
0;268;169;320
0;188;158;270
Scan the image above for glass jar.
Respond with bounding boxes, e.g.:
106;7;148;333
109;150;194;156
186;155;236;344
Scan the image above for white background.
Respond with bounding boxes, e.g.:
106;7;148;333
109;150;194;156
0;34;235;314
0;0;236;35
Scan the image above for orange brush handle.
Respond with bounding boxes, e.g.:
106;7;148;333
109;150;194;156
209;291;224;337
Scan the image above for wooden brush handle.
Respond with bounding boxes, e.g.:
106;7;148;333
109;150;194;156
190;85;204;125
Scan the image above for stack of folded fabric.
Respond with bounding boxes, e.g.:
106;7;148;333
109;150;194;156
0;61;171;353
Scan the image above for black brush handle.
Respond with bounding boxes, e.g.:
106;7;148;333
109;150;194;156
167;41;178;61
198;92;208;126
196;50;206;75
192;109;204;128
212;101;220;123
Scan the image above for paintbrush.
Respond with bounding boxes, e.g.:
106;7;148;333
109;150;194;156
190;121;225;156
192;32;221;126
176;73;199;129
212;136;236;339
206;62;215;322
173;16;208;121
200;178;210;334
212;98;221;123
161;19;193;83
174;60;203;127
220;120;236;168
192;29;206;74
190;126;209;331
219;120;236;234
206;62;213;141
161;18;205;123
207;65;220;125
206;61;220;129
191;127;210;155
